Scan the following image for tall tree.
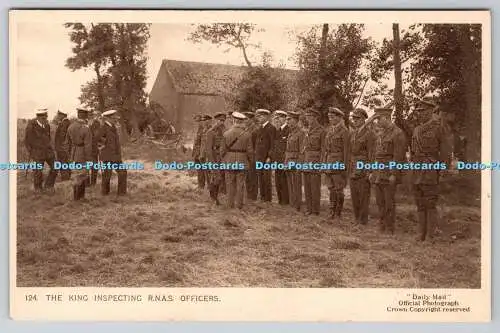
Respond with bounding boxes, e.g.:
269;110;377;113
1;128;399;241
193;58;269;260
294;24;373;124
392;23;403;122
188;23;259;67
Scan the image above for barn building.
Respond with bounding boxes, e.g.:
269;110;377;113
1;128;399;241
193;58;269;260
148;59;298;134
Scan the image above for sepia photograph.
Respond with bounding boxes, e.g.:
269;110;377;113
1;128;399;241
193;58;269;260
9;10;491;321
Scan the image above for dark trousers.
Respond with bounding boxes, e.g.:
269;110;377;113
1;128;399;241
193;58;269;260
90;154;99;186
56;151;71;181
374;183;397;233
275;169;289;205
257;170;272;202
286;171;302;210
414;184;439;241
101;162;127;195
226;171;246;209
195;158;206;189
33;157;57;190
207;170;224;203
303;172;321;214
350;176;371;224
245;163;258;200
325;173;346;218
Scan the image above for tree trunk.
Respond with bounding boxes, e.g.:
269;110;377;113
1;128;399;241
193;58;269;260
318;24;329;125
392;23;404;123
94;62;105;112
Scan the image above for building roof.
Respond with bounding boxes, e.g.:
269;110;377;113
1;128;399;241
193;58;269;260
158;59;298;96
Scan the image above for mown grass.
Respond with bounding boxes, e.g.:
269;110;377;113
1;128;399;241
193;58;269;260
16;141;482;288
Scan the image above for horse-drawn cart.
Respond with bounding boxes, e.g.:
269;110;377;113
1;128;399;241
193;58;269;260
143;120;183;150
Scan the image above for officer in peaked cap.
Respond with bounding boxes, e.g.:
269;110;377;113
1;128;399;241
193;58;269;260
96;109;127;196
284;110;305;211
349;106;375;225
54;109;72;181
192;113;208;190
204;112;228;205
370;106;406;234
221;111;253;209
410;96;452;242
24;107;57;193
65;106;93;200
254;108;276;202
241;111;258;200
273;109;290;205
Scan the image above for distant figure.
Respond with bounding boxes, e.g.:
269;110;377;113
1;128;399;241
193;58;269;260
54;110;71;181
24;108;58;193
221;112;253;209
96;109;128;196
65;108;92;200
272;110;290;205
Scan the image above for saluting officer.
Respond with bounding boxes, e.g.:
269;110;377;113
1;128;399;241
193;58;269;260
284;111;305;211
273;110;290;205
411;97;452;242
24;108;58;193
349;107;376;225
65;107;93;200
370;107;407;234
221;112;254;209
322;107;350;220
204;112;227;205
302;108;326;216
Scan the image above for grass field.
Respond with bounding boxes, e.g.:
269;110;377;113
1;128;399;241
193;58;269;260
16;140;482;288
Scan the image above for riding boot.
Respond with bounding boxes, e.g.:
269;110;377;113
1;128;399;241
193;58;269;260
329;191;337;219
336;191;344;218
73;185;79;201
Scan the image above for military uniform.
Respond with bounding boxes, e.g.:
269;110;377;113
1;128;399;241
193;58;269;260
89;117;102;186
54;111;71;181
95;110;127;196
371;108;407;233
204;113;226;204
244;112;259;200
65;108;93;200
221;112;254;209
254;109;276;202
273;110;290;205
349;108;376;224
192;117;207;189
411;99;452;241
284;112;305;211
322;107;350;219
302;110;326;215
24;109;58;191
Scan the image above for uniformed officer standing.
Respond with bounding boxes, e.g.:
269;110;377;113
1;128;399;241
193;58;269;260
244;111;259;201
204;112;227;205
322;107;350;220
89;110;102;186
24;108;58;193
273;110;290;205
192;115;207;190
95;110;128;196
254;109;276;202
65;107;93;200
349;108;376;224
411;98;452;242
221;112;254;209
54;110;71;181
302;109;326;216
370;107;407;234
284;111;305;211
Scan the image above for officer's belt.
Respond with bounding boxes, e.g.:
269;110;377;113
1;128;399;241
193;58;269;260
227;148;247;153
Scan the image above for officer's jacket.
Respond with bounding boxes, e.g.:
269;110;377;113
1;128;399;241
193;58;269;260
65;119;92;163
54;118;70;154
204;123;226;163
301;123;326;171
89;119;102;158
349;125;376;178
24;119;55;160
192;123;205;159
199;124;210;160
273;124;290;163
411;118;452;185
285;125;305;164
95;121;122;162
220;123;254;168
371;123;407;184
322;122;350;174
253;122;277;162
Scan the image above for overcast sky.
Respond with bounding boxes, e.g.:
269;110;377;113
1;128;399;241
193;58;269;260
15;22;397;119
